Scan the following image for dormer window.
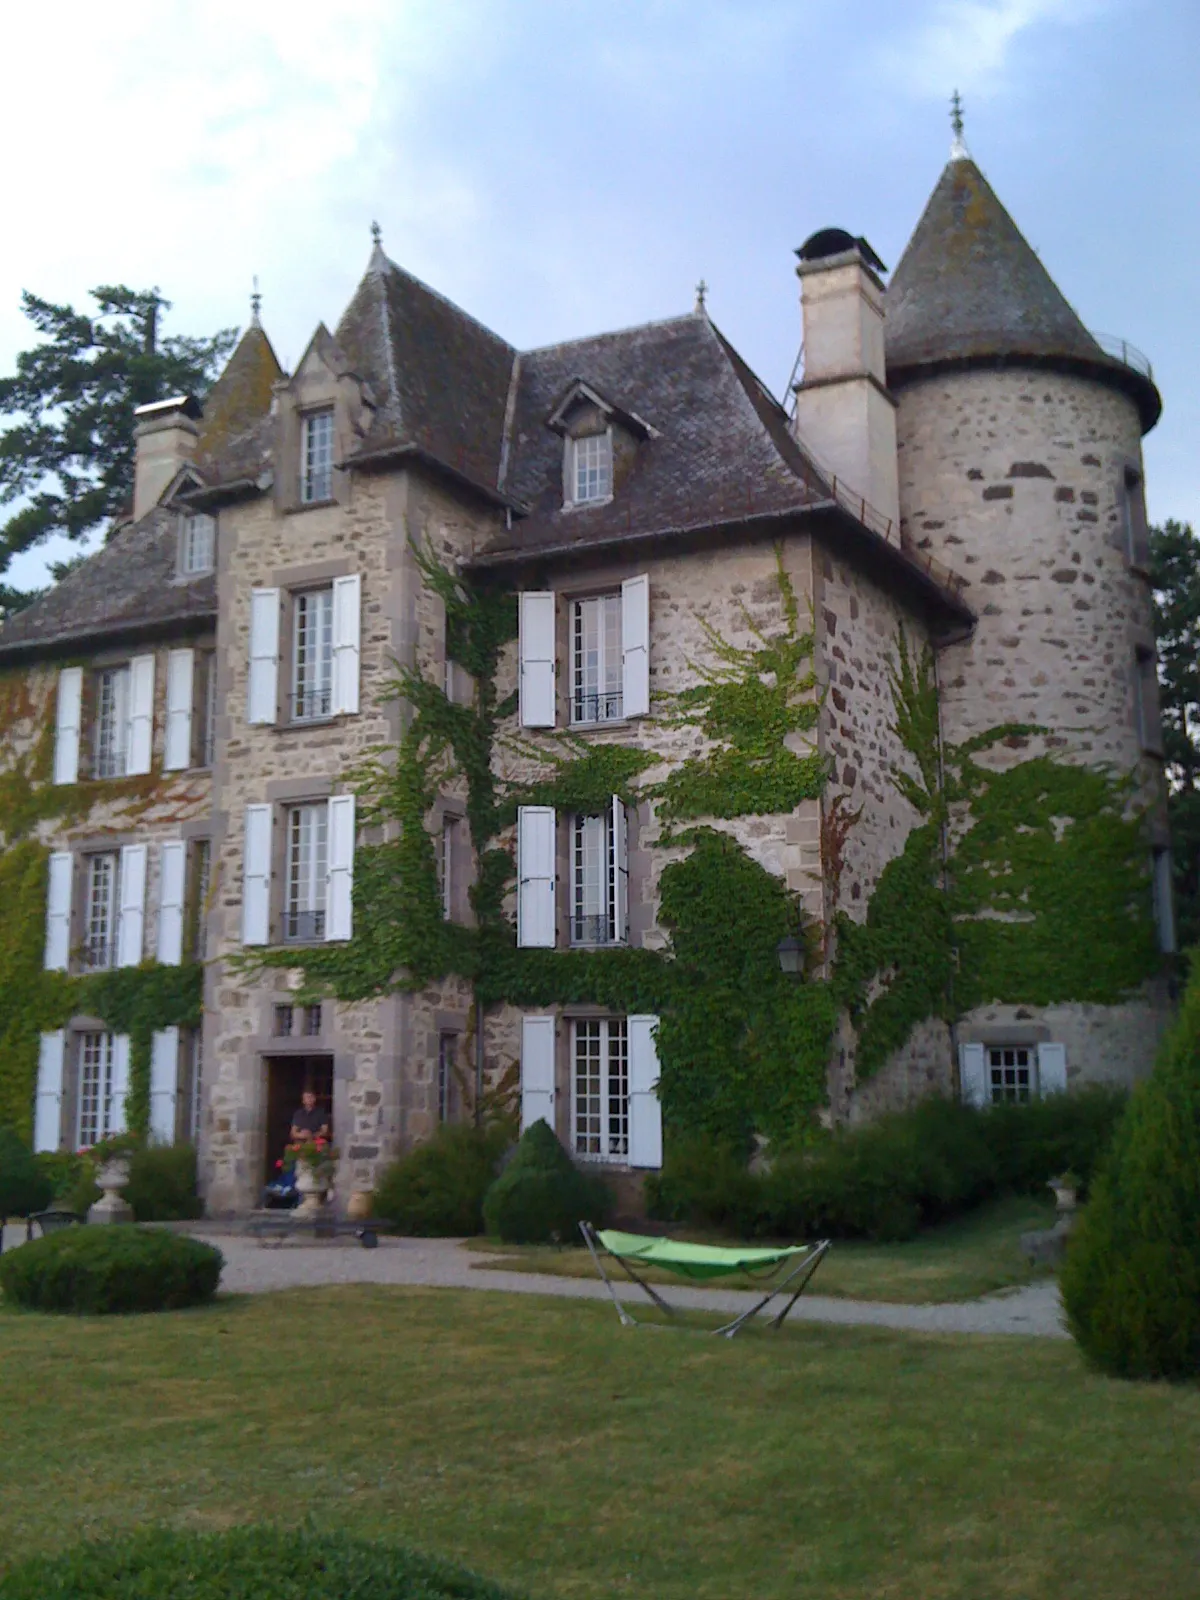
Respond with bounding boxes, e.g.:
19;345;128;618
570;432;612;505
301;409;335;503
178;513;215;576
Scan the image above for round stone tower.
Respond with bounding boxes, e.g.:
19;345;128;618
884;143;1173;1087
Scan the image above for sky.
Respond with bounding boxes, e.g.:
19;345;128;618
1;0;1196;587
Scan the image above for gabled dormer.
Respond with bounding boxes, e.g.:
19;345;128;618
161;466;215;578
276;324;378;512
547;379;654;511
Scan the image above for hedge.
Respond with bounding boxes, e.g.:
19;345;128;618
0;1225;221;1314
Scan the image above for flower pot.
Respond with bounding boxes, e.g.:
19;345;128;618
294;1159;329;1218
88;1158;133;1225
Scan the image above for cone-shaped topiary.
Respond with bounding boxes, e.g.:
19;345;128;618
0;1127;53;1219
482;1119;612;1244
1061;957;1200;1380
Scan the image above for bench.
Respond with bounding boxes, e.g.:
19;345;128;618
26;1210;85;1241
244;1213;390;1249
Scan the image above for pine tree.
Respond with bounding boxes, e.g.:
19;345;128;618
1149;519;1200;947
1061;955;1200;1379
0;286;236;613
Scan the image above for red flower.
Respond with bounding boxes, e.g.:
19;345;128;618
275;1160;283;1169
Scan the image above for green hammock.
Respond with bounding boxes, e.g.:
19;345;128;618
580;1222;831;1337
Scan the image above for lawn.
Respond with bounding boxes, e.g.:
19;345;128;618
1;1285;1198;1599
466;1193;1058;1302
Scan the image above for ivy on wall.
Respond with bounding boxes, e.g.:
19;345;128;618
0;671;204;1144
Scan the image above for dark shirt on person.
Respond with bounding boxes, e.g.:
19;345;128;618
290;1106;328;1138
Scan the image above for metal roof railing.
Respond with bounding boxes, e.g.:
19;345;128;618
1089;332;1154;381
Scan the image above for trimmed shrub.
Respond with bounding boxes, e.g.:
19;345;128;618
0;1525;525;1599
482;1120;612;1244
648;1092;1127;1242
1062;965;1200;1380
0;1224;222;1314
123;1144;203;1223
373;1122;512;1236
0;1127;54;1218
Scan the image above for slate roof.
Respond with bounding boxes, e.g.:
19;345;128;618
886;156;1160;428
192;320;284;490
0;508;214;660
334;248;516;494
480;313;831;562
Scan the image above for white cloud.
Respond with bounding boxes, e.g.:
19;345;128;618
873;0;1107;99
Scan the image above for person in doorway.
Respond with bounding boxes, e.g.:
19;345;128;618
289;1089;330;1145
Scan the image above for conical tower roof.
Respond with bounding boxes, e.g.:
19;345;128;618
195;320;284;472
885;156;1160;431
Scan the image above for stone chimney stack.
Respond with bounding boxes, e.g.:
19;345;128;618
791;230;900;535
132;395;202;520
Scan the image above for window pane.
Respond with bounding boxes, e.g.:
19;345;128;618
987;1045;1032;1104
85;853;118;970
95;666;130;778
571;596;622;723
572;813;611;944
181;514;215;575
78;1032;115;1147
302;411;334;502
292;588;333;720
574;1019;629;1161
286;803;328;940
573;434;611;504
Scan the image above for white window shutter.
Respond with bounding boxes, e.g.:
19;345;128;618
44;851;73;971
163;648;195;770
117;844;147;966
126;653;156;775
326;794;356;941
331;573;361;715
156;840;186;964
34;1032;66;1153
612;794;629;944
517;805;556;948
53;667;83;785
960;1043;988;1108
247;587;281;724
149;1027;180;1144
628;1014;663;1168
1037;1042;1068;1097
109;1035;131;1135
621;574;650;718
519;591;556;728
520;1014;556;1134
242;804;273;945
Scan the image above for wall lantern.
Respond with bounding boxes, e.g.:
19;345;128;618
775;933;805;979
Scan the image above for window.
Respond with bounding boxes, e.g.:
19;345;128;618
301;410;335;503
196;652;217;766
78;1032;119;1147
94;666;130;778
285;803;328;942
273;1004;295;1037
1121;466;1150;571
303;1004;323;1037
986;1045;1034;1104
292;588;334;721
1135;646;1164;756
573;1019;629;1161
570;432;612;505
84;853;119;970
572;595;623;723
190;839;211;960
440;816;461;919
188;1030;204;1144
571;806;627;946
437;1032;458;1123
179;513;215;576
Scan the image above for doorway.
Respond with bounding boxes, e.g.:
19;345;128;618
264;1055;333;1184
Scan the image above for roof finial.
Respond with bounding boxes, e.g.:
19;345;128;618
694;277;708;314
950;90;969;161
371;219;382;246
250;276;262;325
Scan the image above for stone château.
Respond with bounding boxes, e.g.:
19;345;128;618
0;134;1172;1216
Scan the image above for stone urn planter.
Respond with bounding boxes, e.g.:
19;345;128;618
88;1158;133;1225
1048;1175;1079;1227
293;1159;330;1218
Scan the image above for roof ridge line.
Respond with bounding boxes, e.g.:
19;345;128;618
520;310;704;358
377;253;514;355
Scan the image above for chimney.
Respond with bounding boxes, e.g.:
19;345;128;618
132;395;202;520
791;230;900;535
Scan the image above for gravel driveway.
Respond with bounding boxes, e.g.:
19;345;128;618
195;1231;1068;1339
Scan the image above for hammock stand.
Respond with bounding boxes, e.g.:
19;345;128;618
579;1222;831;1339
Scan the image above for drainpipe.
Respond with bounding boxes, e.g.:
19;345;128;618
931;639;960;1096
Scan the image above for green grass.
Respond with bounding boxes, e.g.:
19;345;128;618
2;1285;1199;1599
467;1194;1058;1303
